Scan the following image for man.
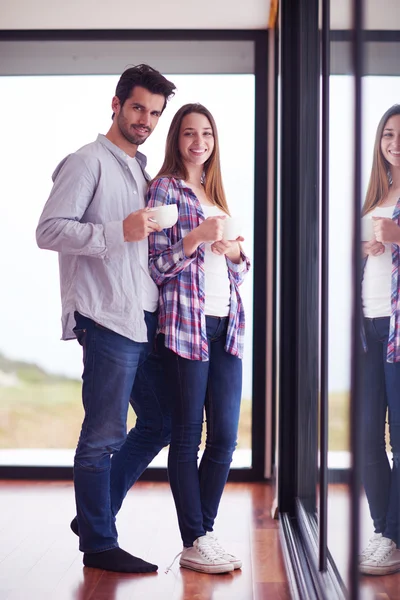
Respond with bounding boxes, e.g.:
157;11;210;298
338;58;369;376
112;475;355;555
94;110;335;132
36;65;176;573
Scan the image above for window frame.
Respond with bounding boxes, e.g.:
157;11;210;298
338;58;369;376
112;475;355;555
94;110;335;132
0;28;271;483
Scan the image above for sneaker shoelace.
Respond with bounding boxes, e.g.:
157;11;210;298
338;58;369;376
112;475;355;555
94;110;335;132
165;537;222;574
197;538;222;562
369;541;394;565
360;535;382;561
207;533;228;556
165;550;182;574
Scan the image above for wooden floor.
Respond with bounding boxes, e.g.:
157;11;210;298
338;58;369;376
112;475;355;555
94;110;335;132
0;481;290;600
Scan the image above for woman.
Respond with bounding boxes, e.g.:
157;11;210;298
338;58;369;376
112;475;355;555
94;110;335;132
359;104;400;576
147;103;250;574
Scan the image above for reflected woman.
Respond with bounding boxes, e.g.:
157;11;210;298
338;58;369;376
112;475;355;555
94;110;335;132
147;104;250;574
360;104;400;576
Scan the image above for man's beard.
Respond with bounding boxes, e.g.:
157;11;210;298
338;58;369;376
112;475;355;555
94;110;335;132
118;116;151;146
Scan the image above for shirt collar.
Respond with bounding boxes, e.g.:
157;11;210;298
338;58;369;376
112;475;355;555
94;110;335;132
97;134;148;170
177;179;194;192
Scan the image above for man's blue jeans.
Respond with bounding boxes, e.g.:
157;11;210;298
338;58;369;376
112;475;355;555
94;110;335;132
73;311;171;553
362;316;400;547
159;316;242;547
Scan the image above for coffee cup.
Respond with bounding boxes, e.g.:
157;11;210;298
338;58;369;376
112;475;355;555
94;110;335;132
361;216;374;241
222;217;242;241
148;204;178;229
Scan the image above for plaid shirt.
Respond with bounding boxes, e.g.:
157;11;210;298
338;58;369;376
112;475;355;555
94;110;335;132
362;196;400;362
147;177;250;361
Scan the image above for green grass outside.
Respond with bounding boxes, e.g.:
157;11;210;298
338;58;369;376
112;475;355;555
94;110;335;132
328;391;350;452
328;389;390;453
0;354;358;453
0;380;253;450
0;378;352;452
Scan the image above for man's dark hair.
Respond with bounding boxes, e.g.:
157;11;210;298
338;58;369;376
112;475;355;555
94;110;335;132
115;64;176;113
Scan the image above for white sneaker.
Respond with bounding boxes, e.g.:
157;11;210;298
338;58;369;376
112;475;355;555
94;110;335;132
359;532;382;564
359;536;400;575
206;531;242;569
179;535;234;574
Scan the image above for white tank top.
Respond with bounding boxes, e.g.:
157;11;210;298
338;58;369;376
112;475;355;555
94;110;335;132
362;204;395;318
201;204;231;317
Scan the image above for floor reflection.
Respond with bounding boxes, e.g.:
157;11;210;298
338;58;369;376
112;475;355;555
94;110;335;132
327;484;400;600
69;564;243;600
176;567;242;600
73;568;158;600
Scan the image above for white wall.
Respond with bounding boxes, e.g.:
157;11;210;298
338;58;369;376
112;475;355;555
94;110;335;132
0;0;270;30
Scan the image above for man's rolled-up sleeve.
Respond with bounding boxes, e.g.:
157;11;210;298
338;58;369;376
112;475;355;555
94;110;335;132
36;153;124;259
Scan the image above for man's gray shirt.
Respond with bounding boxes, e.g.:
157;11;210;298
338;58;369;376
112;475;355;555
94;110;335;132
36;134;154;343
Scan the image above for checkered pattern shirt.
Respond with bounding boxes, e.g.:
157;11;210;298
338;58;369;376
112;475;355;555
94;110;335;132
387;198;400;362
148;177;250;361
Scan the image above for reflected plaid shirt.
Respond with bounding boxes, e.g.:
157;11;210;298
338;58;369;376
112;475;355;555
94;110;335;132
388;198;400;362
147;177;250;361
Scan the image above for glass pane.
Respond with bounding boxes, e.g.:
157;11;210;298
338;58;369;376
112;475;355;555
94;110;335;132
0;73;255;468
326;73;354;588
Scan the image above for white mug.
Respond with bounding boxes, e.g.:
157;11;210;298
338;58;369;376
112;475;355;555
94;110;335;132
361;216;374;242
223;217;242;241
148;204;178;229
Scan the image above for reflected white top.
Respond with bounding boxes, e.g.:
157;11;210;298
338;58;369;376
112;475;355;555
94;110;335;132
201;204;231;317
362;204;395;318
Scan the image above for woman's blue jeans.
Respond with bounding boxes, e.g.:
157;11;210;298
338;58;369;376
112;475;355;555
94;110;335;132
73;311;171;553
362;316;400;547
159;316;242;547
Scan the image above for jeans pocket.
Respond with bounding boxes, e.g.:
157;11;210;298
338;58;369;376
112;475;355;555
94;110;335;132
73;328;87;347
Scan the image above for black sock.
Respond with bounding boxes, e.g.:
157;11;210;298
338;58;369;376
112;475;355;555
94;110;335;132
72;520;156;574
70;517;79;536
83;547;158;573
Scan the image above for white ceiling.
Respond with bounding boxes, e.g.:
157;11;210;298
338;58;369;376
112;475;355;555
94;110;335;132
0;0;271;30
0;0;398;31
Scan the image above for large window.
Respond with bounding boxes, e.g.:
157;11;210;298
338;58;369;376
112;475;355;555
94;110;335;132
0;53;257;470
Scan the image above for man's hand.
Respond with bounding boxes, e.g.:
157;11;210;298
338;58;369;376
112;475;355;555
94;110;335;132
123;208;161;242
372;217;400;245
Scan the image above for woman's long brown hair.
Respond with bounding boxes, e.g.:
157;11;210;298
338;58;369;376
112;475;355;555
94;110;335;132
363;104;400;215
154;103;230;215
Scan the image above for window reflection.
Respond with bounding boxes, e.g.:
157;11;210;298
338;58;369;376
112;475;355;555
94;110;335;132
327;73;400;587
360;78;400;584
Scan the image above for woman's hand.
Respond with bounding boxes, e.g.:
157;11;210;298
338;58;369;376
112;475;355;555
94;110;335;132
196;216;225;243
211;236;244;263
372;217;400;244
211;236;244;255
362;239;385;257
183;216;225;257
